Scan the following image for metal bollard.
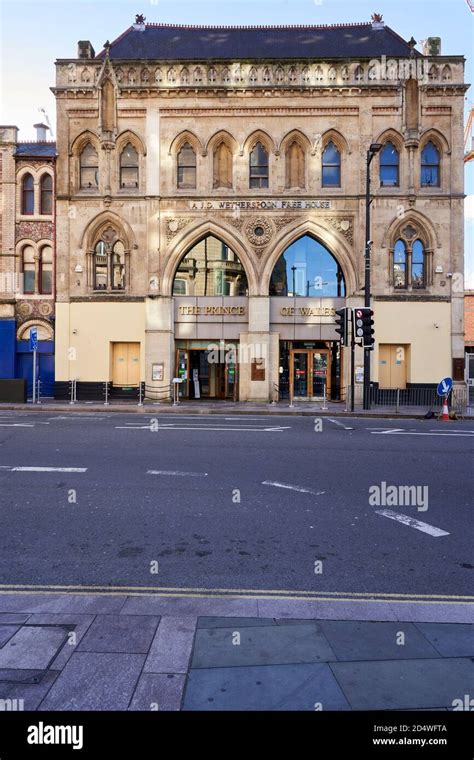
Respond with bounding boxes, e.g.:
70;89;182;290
396;387;400;414
104;382;109;406
138;382;143;407
36;379;41;405
321;383;328;411
69;379;76;405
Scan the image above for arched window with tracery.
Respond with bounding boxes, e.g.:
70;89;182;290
92;228;127;291
391;226;430;290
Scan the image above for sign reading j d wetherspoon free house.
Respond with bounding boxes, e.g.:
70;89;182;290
189;199;332;210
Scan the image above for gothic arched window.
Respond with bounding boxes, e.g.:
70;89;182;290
411;239;425;289
40;174;53;214
120;143;139;188
80;144;98;189
249;142;268;189
177;143;197;189
393;239;407;289
379;142;400;187
421;141;440;187
322;141;341;187
21;173;34;214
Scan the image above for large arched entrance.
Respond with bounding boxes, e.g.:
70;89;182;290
172;234;249;400
269;234;346;401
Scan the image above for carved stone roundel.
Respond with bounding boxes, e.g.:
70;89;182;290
245;217;273;247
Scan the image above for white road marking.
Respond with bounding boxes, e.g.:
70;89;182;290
0;423;34;427
147;470;208;477
10;467;87;473
371;431;474;438
327;418;353;430
262;481;325;496
116;424;289;432
375;509;450;537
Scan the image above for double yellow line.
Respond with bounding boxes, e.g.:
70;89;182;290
0;583;471;604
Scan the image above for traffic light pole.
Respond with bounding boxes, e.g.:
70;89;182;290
363;149;376;411
350;312;355;413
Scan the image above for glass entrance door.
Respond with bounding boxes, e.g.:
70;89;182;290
291;349;330;400
293;352;308;398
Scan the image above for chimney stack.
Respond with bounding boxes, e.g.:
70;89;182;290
33;123;49;142
77;40;95;59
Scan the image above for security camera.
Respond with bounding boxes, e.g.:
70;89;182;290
446;273;453;278
72;328;78;335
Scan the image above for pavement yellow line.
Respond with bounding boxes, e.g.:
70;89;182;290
0;584;471;603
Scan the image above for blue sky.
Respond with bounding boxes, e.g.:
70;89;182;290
0;0;473;283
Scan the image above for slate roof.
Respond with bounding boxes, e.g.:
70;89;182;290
97;22;420;61
14;143;57;158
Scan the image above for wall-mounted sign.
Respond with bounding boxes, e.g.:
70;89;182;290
190;199;332;211
178;305;246;316
355;366;364;383
152;363;164;382
280;307;336;317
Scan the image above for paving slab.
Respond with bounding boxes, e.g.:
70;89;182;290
0;671;59;711
0;593;127;614
0;626;67;670
192;623;336;668
198;616;276;629
27;613;95;670
0;614;30;624
390;602;474;624
128;673;186;711
414;623;474;657
257;599;398;621
330;657;474;710
183;663;350;711
144;616;196;674
319;621;440;661
0;625;21;647
122;595;259;618
39;652;145;711
77;614;160;654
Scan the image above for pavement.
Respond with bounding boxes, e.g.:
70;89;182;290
1;398;472;418
0;591;471;711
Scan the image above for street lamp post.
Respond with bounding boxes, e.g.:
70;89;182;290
363;143;382;411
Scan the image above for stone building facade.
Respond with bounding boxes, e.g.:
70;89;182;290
52;16;467;401
0;125;56;390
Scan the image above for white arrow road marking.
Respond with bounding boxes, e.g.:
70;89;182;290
327;418;353;430
262;481;325;495
375;509;450;537
10;467;87;473
147;470;208;477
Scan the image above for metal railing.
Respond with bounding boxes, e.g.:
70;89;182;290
370;385;469;416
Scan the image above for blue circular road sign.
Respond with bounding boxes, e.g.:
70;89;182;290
437;377;453;396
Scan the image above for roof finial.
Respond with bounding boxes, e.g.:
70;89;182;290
135;13;146;25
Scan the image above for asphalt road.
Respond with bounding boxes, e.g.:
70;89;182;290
0;410;472;597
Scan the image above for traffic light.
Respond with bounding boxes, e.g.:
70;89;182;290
354;308;375;348
335;307;349;346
